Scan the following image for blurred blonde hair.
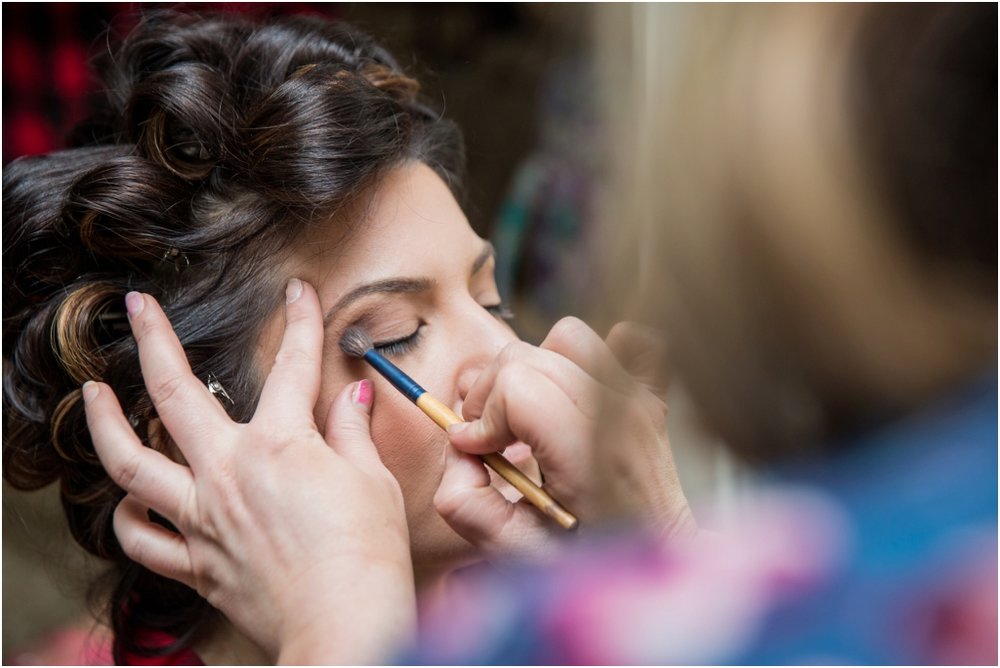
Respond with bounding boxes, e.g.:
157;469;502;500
595;4;996;461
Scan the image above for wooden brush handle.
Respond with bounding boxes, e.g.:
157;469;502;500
416;394;578;530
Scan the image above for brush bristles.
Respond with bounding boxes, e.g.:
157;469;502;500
339;326;374;358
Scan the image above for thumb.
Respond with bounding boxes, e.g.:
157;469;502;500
605;321;671;400
324;380;380;469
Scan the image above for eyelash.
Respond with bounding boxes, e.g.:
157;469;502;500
487;302;515;323
371;302;515;357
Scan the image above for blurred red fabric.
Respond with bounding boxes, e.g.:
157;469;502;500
2;3;344;164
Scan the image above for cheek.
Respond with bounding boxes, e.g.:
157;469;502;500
368;388;446;501
315;372;446;514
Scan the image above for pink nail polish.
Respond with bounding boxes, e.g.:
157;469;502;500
125;292;144;318
352;379;373;407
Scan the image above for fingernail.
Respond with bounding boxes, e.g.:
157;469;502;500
286;278;303;304
125;292;144;319
352;379;373;408
82;381;99;403
447;421;470;436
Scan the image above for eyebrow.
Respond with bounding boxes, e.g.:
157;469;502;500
323;241;495;327
323;278;431;328
471;242;495;275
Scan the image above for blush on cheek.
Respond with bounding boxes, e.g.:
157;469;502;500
369;395;448;498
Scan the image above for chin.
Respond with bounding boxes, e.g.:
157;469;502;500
408;511;483;586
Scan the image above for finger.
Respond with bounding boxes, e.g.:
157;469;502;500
323;380;381;471
461;340;600;423
114;495;195;589
540;316;633;393
434;446;513;544
255;279;325;427
435;445;554;556
605;321;671;399
450;367;591;463
126;292;230;467
84;381;195;526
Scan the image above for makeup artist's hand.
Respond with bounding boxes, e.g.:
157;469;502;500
437;317;696;558
83;280;414;665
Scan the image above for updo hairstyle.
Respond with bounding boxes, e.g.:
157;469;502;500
3;10;463;661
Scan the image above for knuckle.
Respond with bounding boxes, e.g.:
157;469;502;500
273;346;316;370
492;365;533;412
496;341;523;366
495;362;527;393
461;395;484;421
123;534;147;565
147;372;187;409
130;310;157;345
476;412;496;440
258;428;299;455
115;509;147;562
476;411;512;450
194;563;221;599
285;302;314;325
332;420;368;443
113;453;143;491
433;485;471;520
550;316;589;345
177;485;201;535
607;320;632;341
432;486;453;515
112;500;130;530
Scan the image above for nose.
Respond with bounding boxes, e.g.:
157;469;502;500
453;302;519;402
455;365;482;403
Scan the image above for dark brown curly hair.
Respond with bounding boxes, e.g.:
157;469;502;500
3;10;463;662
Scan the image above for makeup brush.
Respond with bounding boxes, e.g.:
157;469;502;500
340;326;578;531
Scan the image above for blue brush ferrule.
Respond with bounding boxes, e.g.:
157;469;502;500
362;349;425;402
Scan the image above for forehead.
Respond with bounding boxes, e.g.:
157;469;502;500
291;162;480;289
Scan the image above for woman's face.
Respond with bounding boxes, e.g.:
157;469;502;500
258;162;526;576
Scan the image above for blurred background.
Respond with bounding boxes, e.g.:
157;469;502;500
2;3;736;661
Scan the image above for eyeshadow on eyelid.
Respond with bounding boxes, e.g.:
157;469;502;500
331;304;420;346
327;297;410;332
343;307;382;330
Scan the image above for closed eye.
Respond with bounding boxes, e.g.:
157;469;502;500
370;304;511;358
373;326;423;357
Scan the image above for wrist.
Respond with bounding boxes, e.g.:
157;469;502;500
274;555;417;665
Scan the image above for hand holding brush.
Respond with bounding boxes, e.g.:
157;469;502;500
339;326;579;531
434;318;699;549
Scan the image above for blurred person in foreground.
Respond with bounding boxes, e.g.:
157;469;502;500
84;3;997;664
409;4;996;662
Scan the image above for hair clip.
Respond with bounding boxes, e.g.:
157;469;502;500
161;247;190;271
206;373;234;406
98;310;132;335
